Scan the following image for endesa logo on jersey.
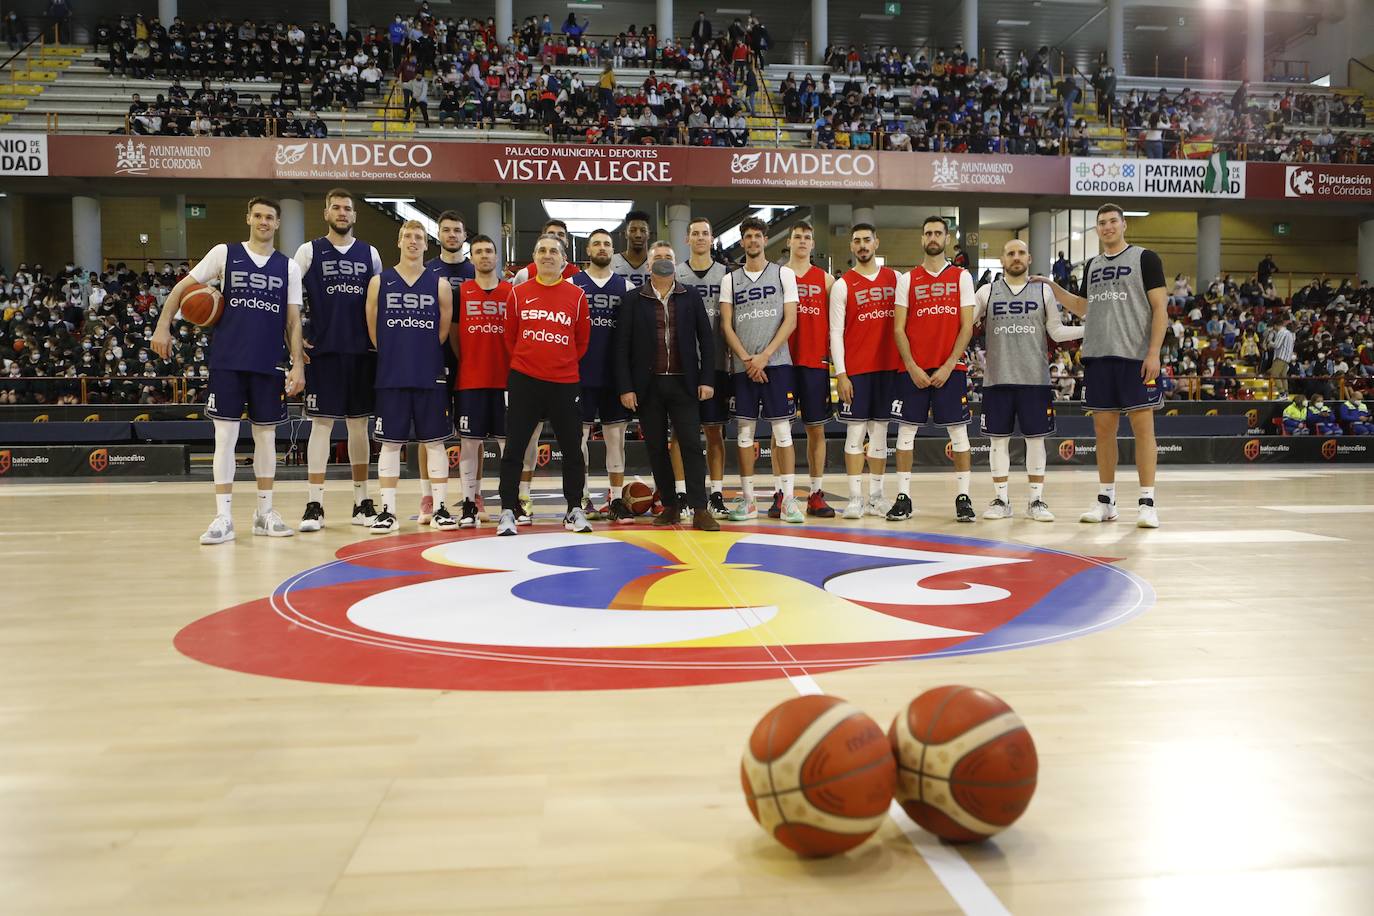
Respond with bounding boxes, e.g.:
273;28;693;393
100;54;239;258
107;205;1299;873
175;528;1153;691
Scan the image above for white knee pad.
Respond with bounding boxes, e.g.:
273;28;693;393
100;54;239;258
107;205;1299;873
378;442;402;479
602;421;627;474
345;416;370;466
865;420;887;460
1025;436;1047;476
844;421;867;455
251;424;276;479
307;417;333;474
770;419;793;449
737;421;755;451
895;424;917;450
989;436;1011;477
947;424;970;453
424;440;448;481
212;418;238;485
523;421;544;472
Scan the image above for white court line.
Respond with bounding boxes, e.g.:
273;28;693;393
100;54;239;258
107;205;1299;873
1138;529;1345;544
1259;505;1374;514
668;530;1010;916
888;803;1012;916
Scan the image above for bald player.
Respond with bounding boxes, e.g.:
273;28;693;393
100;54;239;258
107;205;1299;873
975;238;1083;520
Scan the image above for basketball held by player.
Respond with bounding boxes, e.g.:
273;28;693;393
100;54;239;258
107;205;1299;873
363;220;456;533
150;197;305;545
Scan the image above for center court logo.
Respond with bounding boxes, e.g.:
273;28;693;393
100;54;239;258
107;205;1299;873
174;528;1153;691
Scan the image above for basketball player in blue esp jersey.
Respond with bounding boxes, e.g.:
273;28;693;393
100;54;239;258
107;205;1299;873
151;196;305;545
293;187;384;532
364;220;456;533
571;228;634;521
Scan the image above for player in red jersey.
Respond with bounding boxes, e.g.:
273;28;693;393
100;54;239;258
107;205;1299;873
451;234;512;527
828;223;902;519
890;215;977;523
784;221;836;517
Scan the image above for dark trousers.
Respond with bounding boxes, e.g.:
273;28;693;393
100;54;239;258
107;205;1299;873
500;369;585;513
639;374;707;511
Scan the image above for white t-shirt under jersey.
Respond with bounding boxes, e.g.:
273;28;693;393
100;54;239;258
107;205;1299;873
292;239;385;277
191;243;303;303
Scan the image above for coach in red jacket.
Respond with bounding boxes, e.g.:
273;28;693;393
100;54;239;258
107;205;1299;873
613;239;719;530
499;233;591;533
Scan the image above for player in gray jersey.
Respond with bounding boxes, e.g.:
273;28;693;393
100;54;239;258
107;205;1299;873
719;217;801;523
975;239;1083;521
1034;203;1168;528
673;216;731;514
610;209;652;288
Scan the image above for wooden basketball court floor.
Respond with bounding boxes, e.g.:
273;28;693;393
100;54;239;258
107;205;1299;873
2;465;1372;915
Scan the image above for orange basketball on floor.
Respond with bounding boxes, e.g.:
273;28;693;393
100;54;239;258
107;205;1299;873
624;480;654;515
179;282;223;327
888;686;1038;843
741;695;896;858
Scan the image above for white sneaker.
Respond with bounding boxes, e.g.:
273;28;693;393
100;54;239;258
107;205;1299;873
1026;500;1056;522
842;496;865;519
1079;496;1119;523
497;508;518;536
983;498;1013;519
564;506;593;533
1136;500;1160;528
252;508;295;537
199;514;235;545
780;497;805;524
726;495;757;521
866;497;892;518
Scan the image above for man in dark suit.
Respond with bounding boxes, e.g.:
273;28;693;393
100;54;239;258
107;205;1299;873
614;239;720;530
690;12;712;52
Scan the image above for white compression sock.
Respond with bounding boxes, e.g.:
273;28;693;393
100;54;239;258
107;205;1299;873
346;416;370;502
426;442;448;508
742;477;754;504
460;440;482;501
307;418;332;502
898;471;911;497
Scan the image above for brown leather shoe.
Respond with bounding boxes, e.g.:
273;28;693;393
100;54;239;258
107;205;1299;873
652;506;680;526
692;508;721;531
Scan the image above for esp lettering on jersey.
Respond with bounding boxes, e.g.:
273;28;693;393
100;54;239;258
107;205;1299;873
841;266;901;374
572;270;630;388
790;264;829;369
212;242;290;374
303;237;377;354
376;267;445;389
902;263;968;370
456;279;512;390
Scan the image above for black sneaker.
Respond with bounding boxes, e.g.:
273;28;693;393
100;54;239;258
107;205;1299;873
609;497;636;524
299;500;324;532
459;499;479;528
676;492;688;515
368;509;397;534
431;503;459;529
955;493;976;523
352;498;378;526
767;491;784;519
708;491;729;519
885;493;913;521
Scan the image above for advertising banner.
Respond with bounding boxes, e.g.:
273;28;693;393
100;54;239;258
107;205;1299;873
1068;156;1245;198
0;445;189;478
1246;162;1374;202
0;133;48;176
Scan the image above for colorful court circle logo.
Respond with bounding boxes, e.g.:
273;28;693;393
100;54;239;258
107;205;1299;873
174;527;1152;691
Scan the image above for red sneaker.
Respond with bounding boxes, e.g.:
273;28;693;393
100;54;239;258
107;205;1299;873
806;490;836;518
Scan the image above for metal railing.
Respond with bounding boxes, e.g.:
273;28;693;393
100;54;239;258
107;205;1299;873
0;375;192;403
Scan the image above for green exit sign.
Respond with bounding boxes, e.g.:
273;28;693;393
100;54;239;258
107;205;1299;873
884;2;901;14
186;203;207;220
1273;222;1291;237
